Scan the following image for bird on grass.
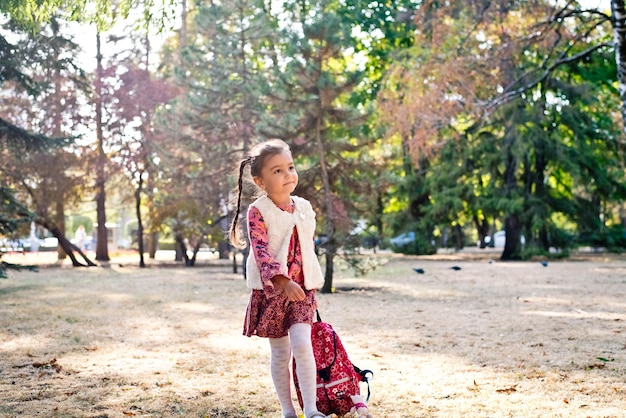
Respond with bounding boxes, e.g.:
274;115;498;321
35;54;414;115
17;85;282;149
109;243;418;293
450;266;462;271
413;268;425;274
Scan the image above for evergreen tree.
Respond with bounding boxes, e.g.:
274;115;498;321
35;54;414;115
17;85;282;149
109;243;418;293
155;0;273;265
258;0;379;290
1;18;92;272
379;0;620;259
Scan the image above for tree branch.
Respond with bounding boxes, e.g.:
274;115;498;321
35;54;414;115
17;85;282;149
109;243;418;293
484;41;611;114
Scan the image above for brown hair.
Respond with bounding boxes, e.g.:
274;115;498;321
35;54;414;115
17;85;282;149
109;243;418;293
228;139;292;248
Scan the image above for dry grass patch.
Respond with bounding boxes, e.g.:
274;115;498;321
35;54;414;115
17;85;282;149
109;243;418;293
0;254;625;417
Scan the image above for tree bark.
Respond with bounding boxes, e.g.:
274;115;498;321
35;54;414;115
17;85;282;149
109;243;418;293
135;170;145;268
473;214;490;248
51;26;67;262
174;234;200;266
55;194;66;260
94;31;109;261
501;122;523;260
36;218;96;267
175;233;185;262
316;118;335;294
612;0;626;133
502;214;522;260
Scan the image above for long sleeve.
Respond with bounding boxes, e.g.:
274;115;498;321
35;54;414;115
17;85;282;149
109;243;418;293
247;206;285;297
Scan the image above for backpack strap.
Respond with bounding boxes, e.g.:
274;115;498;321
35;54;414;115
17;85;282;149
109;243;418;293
317;325;338;382
353;365;374;402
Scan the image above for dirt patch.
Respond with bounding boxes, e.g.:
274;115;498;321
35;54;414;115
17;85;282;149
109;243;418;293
1;253;625;417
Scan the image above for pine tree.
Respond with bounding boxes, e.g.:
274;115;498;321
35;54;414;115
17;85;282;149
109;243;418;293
157;0;272;265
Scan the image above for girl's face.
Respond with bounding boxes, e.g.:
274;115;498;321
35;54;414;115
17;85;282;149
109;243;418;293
253;150;298;205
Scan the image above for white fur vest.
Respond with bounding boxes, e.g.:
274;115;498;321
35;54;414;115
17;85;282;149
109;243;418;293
245;195;324;291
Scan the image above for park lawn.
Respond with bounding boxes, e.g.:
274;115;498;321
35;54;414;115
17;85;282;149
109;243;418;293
0;253;625;417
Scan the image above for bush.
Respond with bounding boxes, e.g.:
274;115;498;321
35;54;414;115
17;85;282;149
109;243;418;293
390;233;436;255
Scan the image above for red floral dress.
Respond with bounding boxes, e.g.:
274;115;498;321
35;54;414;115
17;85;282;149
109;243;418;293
243;201;317;338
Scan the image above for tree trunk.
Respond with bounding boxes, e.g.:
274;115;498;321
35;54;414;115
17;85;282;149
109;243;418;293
316;118;335;294
175;233;185;262
55;196;66;260
612;0;626;133
148;231;158;258
51;29;67;262
473;214;490;248
174;234;195;266
94;31;109;262
501;149;522;260
135;171;145;268
36;218;96;267
502;214;522;260
534;137;549;251
499;18;522;260
501;122;522;260
453;223;464;250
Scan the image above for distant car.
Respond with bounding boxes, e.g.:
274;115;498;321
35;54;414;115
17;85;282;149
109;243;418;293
41;237;59;248
480;230;525;248
314;235;329;255
489;231;506;247
389;231;415;247
117;238;131;249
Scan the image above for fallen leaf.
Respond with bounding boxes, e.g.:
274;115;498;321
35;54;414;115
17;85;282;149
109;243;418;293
563;398;568;403
586;364;605;370
496;386;517;394
32;358;62;373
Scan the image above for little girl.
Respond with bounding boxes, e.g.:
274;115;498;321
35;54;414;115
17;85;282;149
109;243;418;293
229;139;326;418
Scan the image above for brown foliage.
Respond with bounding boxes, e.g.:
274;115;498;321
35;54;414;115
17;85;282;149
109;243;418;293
378;0;580;165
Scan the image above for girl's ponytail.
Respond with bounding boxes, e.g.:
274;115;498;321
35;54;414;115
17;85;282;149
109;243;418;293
228;157;249;249
228;139;290;249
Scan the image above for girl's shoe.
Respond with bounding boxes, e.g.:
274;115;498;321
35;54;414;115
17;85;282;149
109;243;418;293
306;413;326;418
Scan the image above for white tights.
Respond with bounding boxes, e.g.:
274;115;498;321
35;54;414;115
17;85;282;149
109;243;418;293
269;323;319;418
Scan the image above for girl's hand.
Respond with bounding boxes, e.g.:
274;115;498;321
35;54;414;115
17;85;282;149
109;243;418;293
273;275;305;302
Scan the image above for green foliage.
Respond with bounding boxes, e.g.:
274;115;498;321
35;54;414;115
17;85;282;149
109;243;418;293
1;0;624;275
0;187;35;278
0;187;32;237
577;225;626;252
0;0;176;32
0;260;38;279
382;2;623;258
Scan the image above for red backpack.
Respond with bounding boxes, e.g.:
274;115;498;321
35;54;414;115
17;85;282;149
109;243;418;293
293;312;373;416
